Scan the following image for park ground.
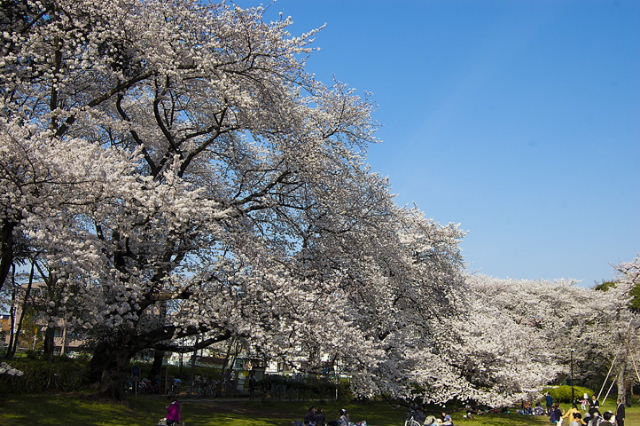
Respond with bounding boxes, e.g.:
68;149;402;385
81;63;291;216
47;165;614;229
0;394;639;426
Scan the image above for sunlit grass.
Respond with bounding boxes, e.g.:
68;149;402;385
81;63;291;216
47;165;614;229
0;394;638;426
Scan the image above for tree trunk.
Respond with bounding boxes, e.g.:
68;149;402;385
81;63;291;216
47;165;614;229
148;301;167;381
0;219;16;293
6;262;35;359
148;349;165;380
43;325;55;359
616;363;627;406
6;271;16;359
60;322;67;356
35;262;61;360
87;340;134;400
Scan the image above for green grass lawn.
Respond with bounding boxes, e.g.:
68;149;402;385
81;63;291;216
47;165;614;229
0;394;638;426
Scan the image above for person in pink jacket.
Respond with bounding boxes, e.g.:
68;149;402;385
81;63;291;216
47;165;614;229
166;398;182;426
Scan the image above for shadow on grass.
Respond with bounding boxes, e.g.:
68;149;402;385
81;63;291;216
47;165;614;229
0;395;300;426
4;395;636;426
0;394;166;426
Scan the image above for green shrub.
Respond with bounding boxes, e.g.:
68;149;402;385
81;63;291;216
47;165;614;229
130;361;225;381
1;356;234;394
544;385;595;403
1;357;352;400
0;357;87;394
258;375;351;401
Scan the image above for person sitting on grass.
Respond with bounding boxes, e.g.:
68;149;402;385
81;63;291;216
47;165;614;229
570;412;583;426
328;408;349;426
463;403;476;419
441;411;453;426
563;405;584;425
599;411;614;426
585;409;602;426
316;408;326;426
424;415;437;425
412;408;426;424
304;406;318;426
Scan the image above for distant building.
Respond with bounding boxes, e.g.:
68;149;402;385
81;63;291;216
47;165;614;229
2;282;86;355
0;314;11;348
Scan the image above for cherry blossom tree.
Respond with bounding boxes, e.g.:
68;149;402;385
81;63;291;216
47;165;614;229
458;261;639;407
579;257;640;406
1;0;469;398
446;275;609;406
342;207;469;404
6;0;628;406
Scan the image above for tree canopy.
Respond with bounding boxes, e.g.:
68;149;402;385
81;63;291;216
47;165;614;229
1;0;638;405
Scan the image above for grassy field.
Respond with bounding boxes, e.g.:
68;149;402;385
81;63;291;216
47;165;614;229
0;394;638;426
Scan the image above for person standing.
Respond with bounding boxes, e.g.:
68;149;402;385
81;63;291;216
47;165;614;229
550;404;563;425
615;402;625;426
248;370;257;399
581;393;589;410
166;397;182;426
546;392;555;414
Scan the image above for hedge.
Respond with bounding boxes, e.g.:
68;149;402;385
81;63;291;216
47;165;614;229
131;360;224;382
544;385;595;403
257;375;352;401
0;357;350;400
0;358;87;394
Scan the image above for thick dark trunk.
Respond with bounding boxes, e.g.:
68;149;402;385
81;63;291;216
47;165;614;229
43;326;55;359
148;301;167;380
148;349;165;379
0;219;16;293
87;340;134;400
87;341;110;384
86;319;230;399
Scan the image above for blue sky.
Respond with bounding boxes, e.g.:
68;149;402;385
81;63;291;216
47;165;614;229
240;0;640;286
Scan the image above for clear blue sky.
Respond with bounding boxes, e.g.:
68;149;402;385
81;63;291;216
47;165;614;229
239;0;640;286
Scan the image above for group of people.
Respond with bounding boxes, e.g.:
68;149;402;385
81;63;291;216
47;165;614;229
407;409;454;426
546;393;626;426
159;393;627;426
300;407;367;426
301;406;327;426
518;400;547;416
